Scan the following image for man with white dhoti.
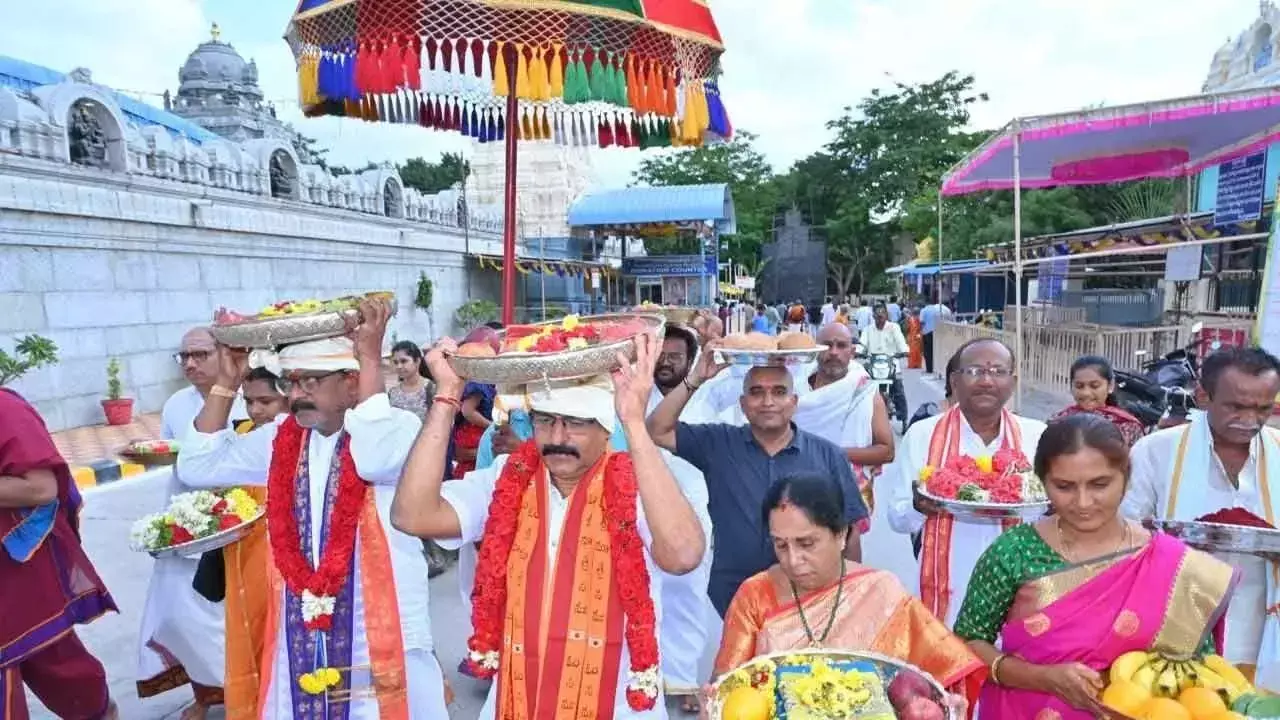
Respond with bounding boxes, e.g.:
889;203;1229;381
1125;346;1280;692
138;326;247;719
176;300;448;719
393;333;706;720
887;338;1045;627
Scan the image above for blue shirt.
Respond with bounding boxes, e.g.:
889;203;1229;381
751;314;770;333
672;422;869;616
887;303;902;323
920;304;940;335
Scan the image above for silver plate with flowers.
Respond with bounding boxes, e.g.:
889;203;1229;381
1143;518;1280;556
709;649;956;720
914;458;1050;522
147;512;265;559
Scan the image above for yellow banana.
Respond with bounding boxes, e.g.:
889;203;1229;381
1155;663;1180;698
1174;661;1198;693
1109;650;1154;685
1130;664;1158;692
1203;654;1251;690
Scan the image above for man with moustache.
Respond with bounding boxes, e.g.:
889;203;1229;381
177;299;448;719
1125;346;1280;691
887;338;1045;625
392;334;706;719
138;326;247;720
648;347;868;616
859;302;910;424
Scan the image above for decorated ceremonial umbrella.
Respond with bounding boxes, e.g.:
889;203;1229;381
285;0;732;323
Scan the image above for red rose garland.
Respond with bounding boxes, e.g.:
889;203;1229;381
267;416;368;632
464;441;659;711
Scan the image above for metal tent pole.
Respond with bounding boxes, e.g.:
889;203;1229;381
1012;121;1024;412
937;189;944;303
499;43;519;326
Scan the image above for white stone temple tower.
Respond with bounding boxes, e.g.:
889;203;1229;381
466;139;594;239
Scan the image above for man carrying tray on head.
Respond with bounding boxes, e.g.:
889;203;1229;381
1124;346;1280;691
176;298;449;719
393;332;707;719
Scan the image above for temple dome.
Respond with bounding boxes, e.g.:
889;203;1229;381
179;38;255;85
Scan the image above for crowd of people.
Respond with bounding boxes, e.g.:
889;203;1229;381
1;297;1276;720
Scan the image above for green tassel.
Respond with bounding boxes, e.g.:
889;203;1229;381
614;56;628;106
570;54;589;104
589;50;607;101
660;118;672;147
563;53;578;103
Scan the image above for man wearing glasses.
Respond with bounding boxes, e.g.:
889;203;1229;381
161;327;247;441
887;338;1046;627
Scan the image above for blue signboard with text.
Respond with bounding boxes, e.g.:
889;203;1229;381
621;255;719;277
1215;151;1267;225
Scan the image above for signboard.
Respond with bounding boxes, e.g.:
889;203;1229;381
1255;185;1280;359
1215;151;1267;225
1164;244;1203;282
621;255;718;277
734;276;756;290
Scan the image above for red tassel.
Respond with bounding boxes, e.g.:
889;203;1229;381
599;116;613;148
418;97;429;127
425;37;438;71
486;41;499;80
471;39;485;78
617;115;632;147
455;38;468;75
383;36;402;92
405;36;421;90
441;37;454;72
425;96;438;128
355;41;370;94
558;45;570;83
664;67;677;116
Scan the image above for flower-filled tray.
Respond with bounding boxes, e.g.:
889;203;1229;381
915;449;1049;522
1144;511;1280;556
445;313;664;384
210;291;396;348
710;650;955;720
119;439;180;466
130;489;263;559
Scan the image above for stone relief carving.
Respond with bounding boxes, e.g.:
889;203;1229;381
68;101;108;168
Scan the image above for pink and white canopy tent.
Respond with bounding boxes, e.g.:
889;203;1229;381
937;84;1280;406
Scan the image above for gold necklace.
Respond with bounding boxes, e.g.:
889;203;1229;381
1056;517;1129;564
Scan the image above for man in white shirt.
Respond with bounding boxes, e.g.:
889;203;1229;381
1124;346;1280;691
392;333;705;720
139;326;246;720
887;296;903;324
177;300;448;719
820;298;837;328
859;303;910;424
853;301;875;333
887;338;1045;625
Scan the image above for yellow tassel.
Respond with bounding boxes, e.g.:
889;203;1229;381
493;41;509;96
549;43;565;98
694;83;710;134
540;109;552;140
530;46;549;101
297;53;315;106
681;84;699;143
515;43;531;100
521;109;533;140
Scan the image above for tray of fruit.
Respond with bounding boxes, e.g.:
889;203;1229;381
209;291;396;348
130;489;264;559
1101;650;1267;719
913;449;1049;521
445;313;664;384
1144;508;1280;556
118;439;180;466
709;650;955;720
715;332;828;368
633;302;703;325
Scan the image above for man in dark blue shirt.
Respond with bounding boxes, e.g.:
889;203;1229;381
647;351;869;616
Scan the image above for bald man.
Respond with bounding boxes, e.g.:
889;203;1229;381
161;328;246;439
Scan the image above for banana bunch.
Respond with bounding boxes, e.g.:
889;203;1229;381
1109;650;1254;704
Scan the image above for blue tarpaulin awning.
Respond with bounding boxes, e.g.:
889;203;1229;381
568;183;737;234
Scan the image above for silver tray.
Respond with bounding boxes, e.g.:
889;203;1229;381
914;484;1049;522
210;294;397;349
636;306;702;324
446;313;664;384
147;512;265;559
717;346;827;368
1144;517;1280;556
708;649;955;720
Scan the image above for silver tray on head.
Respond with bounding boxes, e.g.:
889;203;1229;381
147;513;265;559
716;346;827;368
446;313;665;385
1144;517;1280;556
209;294;397;349
636;306;701;325
914;484;1049;522
708;649;955;720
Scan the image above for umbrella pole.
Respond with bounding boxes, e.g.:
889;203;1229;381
1012;121;1024;412
500;45;519;326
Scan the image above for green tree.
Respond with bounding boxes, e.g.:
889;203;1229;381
398;153;471;194
632;131;781;265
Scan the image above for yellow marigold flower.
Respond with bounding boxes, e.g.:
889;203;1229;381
975;455;994;473
918;465;935;482
561;314;580;331
298;673;325;694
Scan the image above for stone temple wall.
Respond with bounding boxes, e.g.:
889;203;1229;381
1;155;503;431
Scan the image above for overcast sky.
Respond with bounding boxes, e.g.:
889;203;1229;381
0;0;1267;187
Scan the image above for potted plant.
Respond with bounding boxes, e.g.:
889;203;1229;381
0;334;59;386
101;357;133;426
454;299;499;332
416;271;435;339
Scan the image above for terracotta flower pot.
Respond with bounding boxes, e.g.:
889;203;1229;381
102;398;134;426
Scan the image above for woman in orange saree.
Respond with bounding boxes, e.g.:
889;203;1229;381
906;310;924;370
954;415;1238;718
713;474;984;714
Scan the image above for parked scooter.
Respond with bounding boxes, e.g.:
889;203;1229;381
1113;323;1217;430
858;351;909;434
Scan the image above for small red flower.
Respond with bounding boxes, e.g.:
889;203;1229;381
170;524;194;545
218;514;240;531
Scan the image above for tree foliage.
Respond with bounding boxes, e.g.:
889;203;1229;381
398;153;471;195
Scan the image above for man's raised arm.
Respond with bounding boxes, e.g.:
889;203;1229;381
391;339;465;539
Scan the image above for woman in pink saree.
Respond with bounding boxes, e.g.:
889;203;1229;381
954;414;1239;718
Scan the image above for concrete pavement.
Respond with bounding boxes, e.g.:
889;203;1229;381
24;369;1064;719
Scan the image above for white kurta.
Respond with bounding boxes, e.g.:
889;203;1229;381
137;385;245;692
1125;422;1275;672
887;411;1046;627
439;455;671;720
177;394;447;719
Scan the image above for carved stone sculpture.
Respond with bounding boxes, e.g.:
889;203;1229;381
269;152;292;198
68;103;107;168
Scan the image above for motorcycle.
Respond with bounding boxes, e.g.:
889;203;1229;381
1113;323;1218;429
858;351;908;434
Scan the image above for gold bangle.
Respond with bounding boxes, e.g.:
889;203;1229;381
990;653;1009;686
209;385;237;399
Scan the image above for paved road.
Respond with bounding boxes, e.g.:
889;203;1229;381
25;370;1062;719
